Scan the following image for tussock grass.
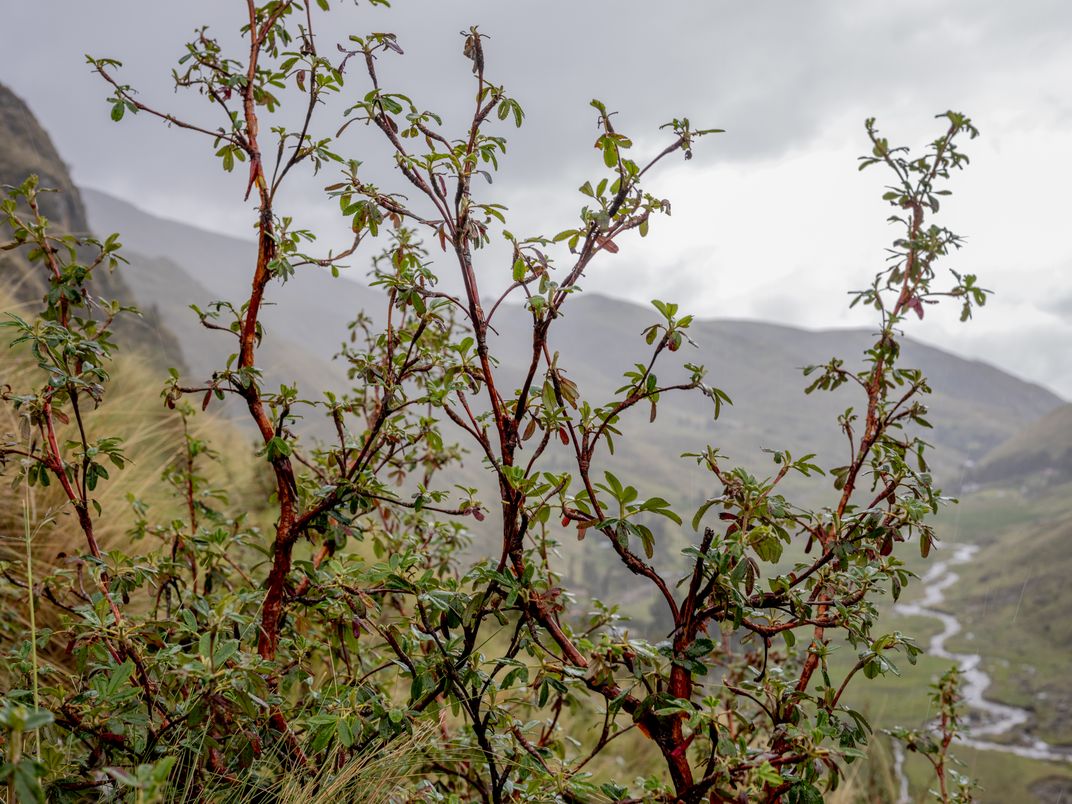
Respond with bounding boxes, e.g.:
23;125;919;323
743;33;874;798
204;725;442;804
0;292;266;661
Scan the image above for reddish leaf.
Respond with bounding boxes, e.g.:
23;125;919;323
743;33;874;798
596;236;619;254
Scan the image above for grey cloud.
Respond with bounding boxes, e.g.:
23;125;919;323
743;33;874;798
5;0;1071;200
1043;291;1072;317
2;0;1069;397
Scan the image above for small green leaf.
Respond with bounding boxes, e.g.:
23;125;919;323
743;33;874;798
602;137;619;168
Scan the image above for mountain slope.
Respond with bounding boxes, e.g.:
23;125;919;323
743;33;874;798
117;247;345;399
83;189;1064;474
971;403;1072;487
84;188;381;369
0;84;84;247
0;82;183;367
490;293;1062;490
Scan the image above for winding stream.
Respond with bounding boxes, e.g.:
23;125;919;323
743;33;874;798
890;544;1072;802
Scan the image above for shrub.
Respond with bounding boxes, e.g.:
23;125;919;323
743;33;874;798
2;3;985;801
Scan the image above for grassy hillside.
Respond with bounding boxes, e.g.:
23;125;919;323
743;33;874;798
941;483;1072;745
0;295;269;672
808;479;1072;802
970;404;1072;488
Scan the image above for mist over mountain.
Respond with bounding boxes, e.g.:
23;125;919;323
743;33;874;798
84;189;350;402
82;184;1064;488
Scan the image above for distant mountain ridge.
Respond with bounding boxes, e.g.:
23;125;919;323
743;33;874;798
82;186;1063;490
83;188;378;376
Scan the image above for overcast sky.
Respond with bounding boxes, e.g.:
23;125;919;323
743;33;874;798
3;1;1071;397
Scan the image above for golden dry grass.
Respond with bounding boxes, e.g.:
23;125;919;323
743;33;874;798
0;292;266;661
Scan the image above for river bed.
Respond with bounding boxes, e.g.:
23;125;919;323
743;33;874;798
890;544;1072;802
